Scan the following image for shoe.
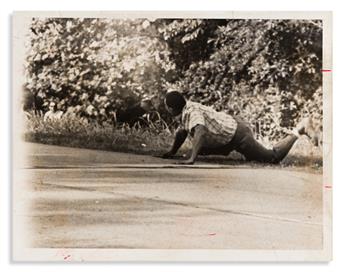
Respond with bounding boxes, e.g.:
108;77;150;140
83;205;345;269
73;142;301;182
296;117;313;138
296;117;321;146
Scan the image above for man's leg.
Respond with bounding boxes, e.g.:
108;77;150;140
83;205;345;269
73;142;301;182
229;117;318;163
233;121;298;164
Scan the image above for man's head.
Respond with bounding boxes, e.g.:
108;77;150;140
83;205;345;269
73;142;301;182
164;91;186;116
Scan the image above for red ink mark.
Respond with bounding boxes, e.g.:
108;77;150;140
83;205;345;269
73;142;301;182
208;233;216;236
64;255;71;260
321;69;332;72
324;185;332;189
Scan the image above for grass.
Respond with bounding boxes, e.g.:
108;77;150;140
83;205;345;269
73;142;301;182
24;112;176;157
23;112;323;172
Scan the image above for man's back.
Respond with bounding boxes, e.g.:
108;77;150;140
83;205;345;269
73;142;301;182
181;101;238;147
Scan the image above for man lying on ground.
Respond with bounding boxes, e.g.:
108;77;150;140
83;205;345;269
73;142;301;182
162;91;318;165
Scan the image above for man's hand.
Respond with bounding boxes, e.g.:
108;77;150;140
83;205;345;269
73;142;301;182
161;129;188;159
175;158;195;165
161;151;175;159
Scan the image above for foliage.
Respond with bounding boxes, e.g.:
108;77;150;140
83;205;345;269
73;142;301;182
160;19;322;141
25;18;173;122
24;18;323;143
24;110;174;156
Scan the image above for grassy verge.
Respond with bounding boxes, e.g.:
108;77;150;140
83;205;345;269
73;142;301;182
24;112;176;157
24;113;322;171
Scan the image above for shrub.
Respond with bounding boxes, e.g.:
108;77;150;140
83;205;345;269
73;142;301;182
24;18;323;143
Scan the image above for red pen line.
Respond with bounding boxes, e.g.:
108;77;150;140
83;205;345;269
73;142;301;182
64;255;71;260
321;69;332;72
208;233;216;236
324;185;332;189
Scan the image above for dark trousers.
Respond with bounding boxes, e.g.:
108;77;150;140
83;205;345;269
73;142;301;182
200;119;298;164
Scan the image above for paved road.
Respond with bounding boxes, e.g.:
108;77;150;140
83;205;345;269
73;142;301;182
18;143;322;249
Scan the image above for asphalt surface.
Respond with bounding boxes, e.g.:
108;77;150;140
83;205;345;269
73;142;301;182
19;143;322;249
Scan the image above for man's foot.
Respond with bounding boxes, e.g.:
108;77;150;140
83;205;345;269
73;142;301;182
296;117;313;138
295;117;322;146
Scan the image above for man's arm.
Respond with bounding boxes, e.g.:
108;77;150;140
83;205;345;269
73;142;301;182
162;128;188;158
178;125;207;164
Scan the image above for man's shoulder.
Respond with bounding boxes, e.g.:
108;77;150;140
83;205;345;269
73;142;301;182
182;101;203;123
185;101;200;108
185;101;210;111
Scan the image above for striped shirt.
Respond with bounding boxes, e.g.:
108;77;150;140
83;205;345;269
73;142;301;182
181;101;238;147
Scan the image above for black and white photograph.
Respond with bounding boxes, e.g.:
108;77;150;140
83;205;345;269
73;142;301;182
12;11;332;261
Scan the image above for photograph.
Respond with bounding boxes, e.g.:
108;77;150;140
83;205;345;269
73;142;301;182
12;11;332;261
